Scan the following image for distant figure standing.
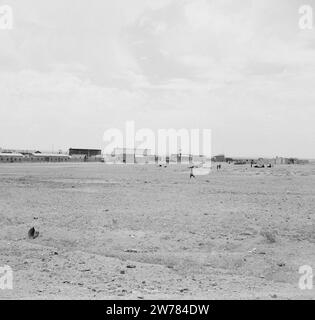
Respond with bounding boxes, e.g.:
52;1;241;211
190;166;195;179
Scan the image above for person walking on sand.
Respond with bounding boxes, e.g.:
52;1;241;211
190;166;195;179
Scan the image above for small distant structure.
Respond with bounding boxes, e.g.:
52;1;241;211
297;159;310;164
232;157;257;165
234;159;247;165
212;154;225;162
134;154;146;164
69;148;101;157
69;148;102;162
179;154;192;164
274;156;308;165
275;157;289;165
110;148;151;164
169;153;207;165
257;158;274;166
145;155;157;164
170;153;192;164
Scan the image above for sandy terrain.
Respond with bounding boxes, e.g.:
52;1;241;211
1;162;315;300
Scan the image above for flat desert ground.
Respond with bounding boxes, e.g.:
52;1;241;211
1;162;315;299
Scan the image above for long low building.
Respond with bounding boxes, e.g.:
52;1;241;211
0;152;70;163
29;153;70;162
0;153;25;162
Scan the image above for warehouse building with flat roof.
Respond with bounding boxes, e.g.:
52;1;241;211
69;148;103;162
69;148;102;157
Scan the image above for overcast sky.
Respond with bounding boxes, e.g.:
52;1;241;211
1;0;315;158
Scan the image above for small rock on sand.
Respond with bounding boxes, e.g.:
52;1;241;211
28;227;39;239
124;249;138;253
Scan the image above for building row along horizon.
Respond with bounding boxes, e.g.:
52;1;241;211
0;147;310;164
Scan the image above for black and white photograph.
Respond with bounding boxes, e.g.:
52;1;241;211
1;0;315;306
